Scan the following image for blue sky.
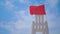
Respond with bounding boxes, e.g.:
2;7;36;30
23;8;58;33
0;0;60;34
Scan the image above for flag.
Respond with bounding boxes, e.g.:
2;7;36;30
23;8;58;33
30;5;46;15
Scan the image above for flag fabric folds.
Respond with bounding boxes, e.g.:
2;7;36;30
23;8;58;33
30;5;46;15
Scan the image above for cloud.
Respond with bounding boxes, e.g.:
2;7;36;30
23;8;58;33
0;0;60;34
19;0;31;5
0;8;32;34
0;20;31;34
43;0;59;29
19;0;38;6
0;0;17;11
4;1;14;9
45;0;58;8
45;8;59;29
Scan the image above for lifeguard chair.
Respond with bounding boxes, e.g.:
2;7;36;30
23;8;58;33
30;5;49;34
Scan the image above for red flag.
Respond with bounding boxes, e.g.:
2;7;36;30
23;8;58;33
30;5;46;15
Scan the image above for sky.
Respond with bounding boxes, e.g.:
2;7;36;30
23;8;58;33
0;0;60;34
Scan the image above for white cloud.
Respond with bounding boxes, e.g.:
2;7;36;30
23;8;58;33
45;0;58;8
4;0;18;11
0;8;32;34
5;1;14;9
44;0;59;29
19;0;31;6
0;0;59;34
45;8;56;28
0;20;31;34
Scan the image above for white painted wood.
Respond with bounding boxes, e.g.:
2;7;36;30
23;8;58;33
32;15;49;34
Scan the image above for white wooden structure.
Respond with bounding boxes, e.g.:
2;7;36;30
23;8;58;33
32;15;49;34
30;5;49;34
